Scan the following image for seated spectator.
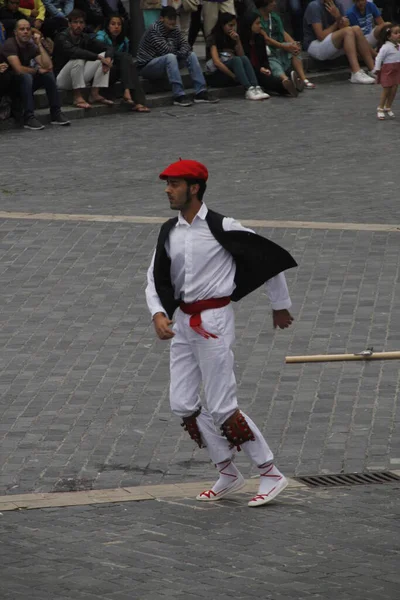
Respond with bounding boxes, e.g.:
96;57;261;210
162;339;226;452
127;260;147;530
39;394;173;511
0;18;69;128
18;0;45;30
0;0;28;37
0;25;15;121
240;11;299;96
95;14;150;111
74;0;111;32
255;0;315;90
137;6;218;106
303;0;376;83
41;0;72;39
54;9;114;108
346;0;389;53
206;12;270;99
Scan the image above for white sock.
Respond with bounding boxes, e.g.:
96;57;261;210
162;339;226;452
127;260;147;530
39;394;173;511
257;462;285;495
211;459;241;494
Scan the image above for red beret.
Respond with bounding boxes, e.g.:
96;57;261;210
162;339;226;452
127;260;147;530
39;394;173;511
159;159;208;181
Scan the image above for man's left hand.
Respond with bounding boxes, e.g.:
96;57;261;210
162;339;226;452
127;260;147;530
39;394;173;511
273;309;294;329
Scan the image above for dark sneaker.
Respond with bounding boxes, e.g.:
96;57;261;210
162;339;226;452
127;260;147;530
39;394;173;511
173;95;193;107
193;91;219;104
51;112;71;126
23;116;44;130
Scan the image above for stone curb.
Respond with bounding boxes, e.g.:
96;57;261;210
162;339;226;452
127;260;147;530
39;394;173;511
0;477;306;511
0;68;350;132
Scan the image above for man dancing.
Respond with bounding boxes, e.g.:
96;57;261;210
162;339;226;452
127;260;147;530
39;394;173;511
145;159;296;507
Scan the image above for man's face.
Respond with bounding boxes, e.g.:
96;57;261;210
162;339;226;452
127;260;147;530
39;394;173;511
165;178;192;211
15;20;31;44
161;16;177;31
69;18;85;36
7;0;20;13
355;0;367;13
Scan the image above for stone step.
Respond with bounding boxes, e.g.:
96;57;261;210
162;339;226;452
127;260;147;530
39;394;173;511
0;66;350;131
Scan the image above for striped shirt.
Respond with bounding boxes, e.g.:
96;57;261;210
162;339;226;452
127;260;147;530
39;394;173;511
136;20;191;69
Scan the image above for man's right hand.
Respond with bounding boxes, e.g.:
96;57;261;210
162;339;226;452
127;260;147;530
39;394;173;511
153;313;175;340
99;56;112;73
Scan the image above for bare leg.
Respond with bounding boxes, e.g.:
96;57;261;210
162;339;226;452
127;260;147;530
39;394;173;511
292;55;306;80
73;89;91;108
331;28;361;73
378;87;390;109
385;85;398;109
123;88;133;103
88;87;114;105
352;26;375;71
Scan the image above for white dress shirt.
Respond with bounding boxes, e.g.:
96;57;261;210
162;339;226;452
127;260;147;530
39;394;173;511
145;203;292;317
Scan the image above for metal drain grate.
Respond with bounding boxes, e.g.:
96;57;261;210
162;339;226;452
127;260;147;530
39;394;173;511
295;471;400;488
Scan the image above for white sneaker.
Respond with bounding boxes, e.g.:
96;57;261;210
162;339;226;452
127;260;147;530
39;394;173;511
350;70;375;84
245;86;262;100
254;86;270;100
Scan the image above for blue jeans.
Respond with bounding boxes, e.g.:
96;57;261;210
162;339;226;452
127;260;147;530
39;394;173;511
140;52;206;97
16;71;61;120
225;56;258;89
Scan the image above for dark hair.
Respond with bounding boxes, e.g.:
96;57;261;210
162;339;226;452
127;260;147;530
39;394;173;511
210;12;237;51
68;9;86;22
239;11;260;50
377;22;398;49
105;14;126;46
185;179;207;201
254;0;274;9
160;6;177;19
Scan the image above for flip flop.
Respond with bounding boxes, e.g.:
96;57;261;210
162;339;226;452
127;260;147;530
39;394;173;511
89;97;114;106
132;104;151;113
74;101;91;109
122;97;135;105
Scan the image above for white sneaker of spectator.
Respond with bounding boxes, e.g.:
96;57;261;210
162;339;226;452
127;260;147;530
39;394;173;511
350;70;375;84
254;86;270;100
245;86;263;100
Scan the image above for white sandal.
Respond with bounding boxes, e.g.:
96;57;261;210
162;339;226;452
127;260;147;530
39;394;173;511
377;107;385;120
303;79;316;89
384;107;395;118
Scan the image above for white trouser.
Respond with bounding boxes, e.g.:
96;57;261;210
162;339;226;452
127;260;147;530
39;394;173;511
202;0;236;38
170;305;274;466
178;9;191;38
56;52;110;90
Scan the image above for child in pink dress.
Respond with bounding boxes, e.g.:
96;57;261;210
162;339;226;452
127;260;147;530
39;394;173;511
374;23;400;119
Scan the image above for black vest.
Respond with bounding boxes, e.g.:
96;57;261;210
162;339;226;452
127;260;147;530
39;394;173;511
153;209;297;319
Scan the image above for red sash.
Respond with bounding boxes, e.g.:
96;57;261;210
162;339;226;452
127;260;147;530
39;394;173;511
179;297;230;339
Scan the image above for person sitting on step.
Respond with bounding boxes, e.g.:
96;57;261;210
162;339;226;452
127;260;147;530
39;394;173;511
53;9;114;109
95;14;150;112
136;5;219;107
206;12;270;100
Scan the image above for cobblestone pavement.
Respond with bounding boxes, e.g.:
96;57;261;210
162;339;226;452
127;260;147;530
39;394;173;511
1;483;399;600
0;218;399;494
0;82;399;224
0;83;400;496
0;74;399;600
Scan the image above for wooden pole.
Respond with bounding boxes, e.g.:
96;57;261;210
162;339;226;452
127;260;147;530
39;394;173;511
285;351;400;364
